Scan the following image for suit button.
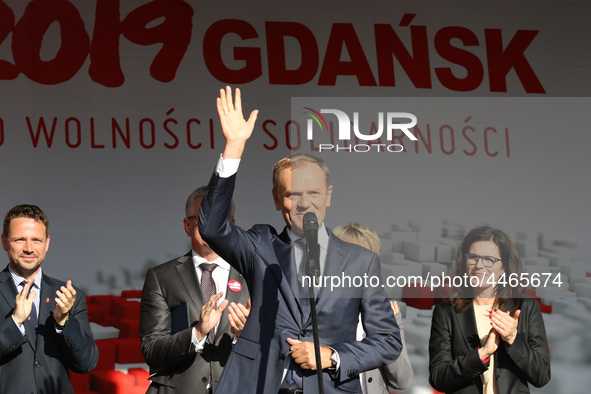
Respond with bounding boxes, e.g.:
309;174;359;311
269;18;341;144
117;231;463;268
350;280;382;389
300;330;306;337
280;354;286;360
201;377;208;383
34;361;41;368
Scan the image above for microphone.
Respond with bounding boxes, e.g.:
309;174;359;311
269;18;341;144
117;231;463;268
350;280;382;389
302;214;325;393
303;212;320;278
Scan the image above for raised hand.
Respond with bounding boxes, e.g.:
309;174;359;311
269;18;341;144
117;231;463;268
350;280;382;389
13;278;35;326
478;327;500;360
54;280;76;326
228;298;251;338
490;308;521;345
195;292;229;341
217;86;258;159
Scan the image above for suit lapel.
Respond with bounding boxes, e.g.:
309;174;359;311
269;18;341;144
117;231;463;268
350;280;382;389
38;275;58;346
456;303;484;388
314;234;349;317
0;268;17;311
0;267;38;348
456;302;481;351
273;228;303;329
176;254;204;315
299;230;350;327
275;228;292;285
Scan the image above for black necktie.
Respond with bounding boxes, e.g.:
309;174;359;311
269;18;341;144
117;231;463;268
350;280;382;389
199;263;218;339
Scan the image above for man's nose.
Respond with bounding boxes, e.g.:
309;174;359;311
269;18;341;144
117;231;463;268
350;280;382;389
23;240;34;252
297;193;311;209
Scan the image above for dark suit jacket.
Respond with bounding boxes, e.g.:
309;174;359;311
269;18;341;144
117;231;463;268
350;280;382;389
199;172;402;394
429;298;551;394
139;253;249;393
0;267;98;394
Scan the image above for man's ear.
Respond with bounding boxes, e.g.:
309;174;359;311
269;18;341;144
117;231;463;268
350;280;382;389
325;185;333;207
272;188;281;211
182;218;191;237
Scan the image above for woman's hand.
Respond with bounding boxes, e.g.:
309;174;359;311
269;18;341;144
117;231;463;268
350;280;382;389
490;309;521;345
479;328;500;360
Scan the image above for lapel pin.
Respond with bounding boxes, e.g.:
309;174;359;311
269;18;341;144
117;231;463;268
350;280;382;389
46;298;50;302
228;280;242;292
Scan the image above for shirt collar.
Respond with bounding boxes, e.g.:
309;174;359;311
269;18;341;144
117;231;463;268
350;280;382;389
191;250;231;271
8;265;42;289
287;223;330;250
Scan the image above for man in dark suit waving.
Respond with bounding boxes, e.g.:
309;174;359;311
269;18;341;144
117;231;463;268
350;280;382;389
198;87;402;393
0;204;98;394
140;186;250;393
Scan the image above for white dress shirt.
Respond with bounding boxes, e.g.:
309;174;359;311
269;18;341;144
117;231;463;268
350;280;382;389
215;153;341;373
190;252;231;352
9;266;41;334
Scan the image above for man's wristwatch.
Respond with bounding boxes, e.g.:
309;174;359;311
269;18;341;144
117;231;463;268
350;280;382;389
329;348;338;368
55;316;69;330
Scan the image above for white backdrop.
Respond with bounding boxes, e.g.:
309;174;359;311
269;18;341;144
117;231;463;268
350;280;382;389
0;0;588;284
0;1;589;391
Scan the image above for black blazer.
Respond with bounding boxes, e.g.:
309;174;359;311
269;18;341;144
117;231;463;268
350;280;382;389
429;298;550;393
0;267;98;394
139;253;249;393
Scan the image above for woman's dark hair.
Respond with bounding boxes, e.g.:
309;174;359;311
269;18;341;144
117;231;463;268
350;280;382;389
451;226;524;312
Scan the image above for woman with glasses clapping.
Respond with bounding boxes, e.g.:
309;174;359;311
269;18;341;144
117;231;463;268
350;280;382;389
428;226;550;394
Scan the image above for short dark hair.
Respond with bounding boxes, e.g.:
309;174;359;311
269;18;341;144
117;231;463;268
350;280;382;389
3;204;49;238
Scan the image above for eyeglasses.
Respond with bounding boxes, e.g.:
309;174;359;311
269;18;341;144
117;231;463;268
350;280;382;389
465;253;502;267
